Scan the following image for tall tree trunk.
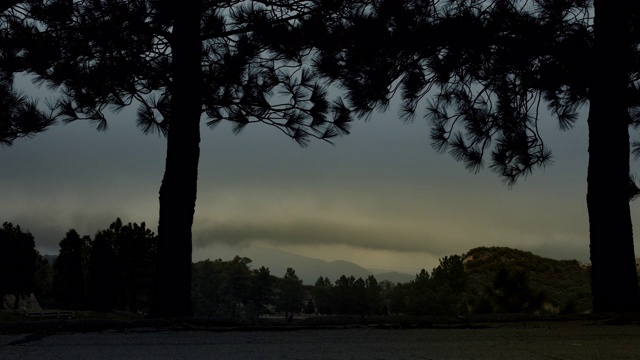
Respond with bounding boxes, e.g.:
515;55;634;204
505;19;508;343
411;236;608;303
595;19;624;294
153;0;203;317
588;0;640;313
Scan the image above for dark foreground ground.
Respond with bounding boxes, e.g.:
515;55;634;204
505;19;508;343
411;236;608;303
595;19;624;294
1;314;640;359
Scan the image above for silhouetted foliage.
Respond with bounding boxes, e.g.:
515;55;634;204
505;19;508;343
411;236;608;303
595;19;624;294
86;230;118;312
490;267;546;314
248;266;273;319
364;275;383;316
325;274;385;316
7;0;639;316
192;256;257;318
0;3;57;146
311;276;333;315
0;229;16;300
0;79;57;146
399;261;467;317
405;269;431;316
4;224;593;318
464;247;591;314
53;229;90;309
378;279;396;315
304;297;316;315
299;0;590;180
276;267;305;319
32;254;53;308
381;251;573;316
294;0;640;313
0;222;38;308
428;255;468;315
10;0;354;317
192;259;225;317
332;275;356;315
85;218;157;313
388;282;409;315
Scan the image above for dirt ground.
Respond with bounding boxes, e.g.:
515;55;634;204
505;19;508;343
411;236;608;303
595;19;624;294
1;314;640;359
2;321;640;359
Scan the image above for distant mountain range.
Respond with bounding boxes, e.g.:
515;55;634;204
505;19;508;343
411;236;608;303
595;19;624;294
216;247;415;285
42;247;415;285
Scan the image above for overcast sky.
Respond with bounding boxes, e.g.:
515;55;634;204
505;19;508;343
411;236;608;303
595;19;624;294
2;75;640;275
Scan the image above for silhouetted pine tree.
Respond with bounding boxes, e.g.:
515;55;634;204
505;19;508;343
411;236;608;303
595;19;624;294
276;267;304;319
14;0;352;317
87;218;157;313
0;222;38;308
0;1;56;146
294;0;640;313
87;230;118;312
53;229;90;309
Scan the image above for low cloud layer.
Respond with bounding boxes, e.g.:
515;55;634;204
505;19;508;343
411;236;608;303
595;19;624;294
194;217;451;254
191;181;593;267
0;100;625;273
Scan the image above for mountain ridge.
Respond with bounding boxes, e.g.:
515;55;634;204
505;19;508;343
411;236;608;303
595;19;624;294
210;246;415;285
43;246;416;285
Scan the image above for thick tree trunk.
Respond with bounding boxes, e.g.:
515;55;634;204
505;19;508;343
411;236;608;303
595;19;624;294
153;0;203;317
588;0;640;313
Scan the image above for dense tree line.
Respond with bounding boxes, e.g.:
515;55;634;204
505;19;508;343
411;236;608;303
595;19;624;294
379;256;469;316
286;0;640;312
4;0;640;315
192;256;275;319
1;0;354;317
0;222;41;308
3;221;591;317
41;218;157;312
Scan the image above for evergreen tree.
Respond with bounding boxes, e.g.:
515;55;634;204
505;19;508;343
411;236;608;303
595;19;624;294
364;275;382;316
249;266;273;319
332;274;356;314
490;267;546;313
276;267;304;320
0;2;57;146
0;222;38;308
406;269;431;315
53;229;90;309
296;0;640;312
429;255;468;315
388;282;409;315
33;254;53;307
378;279;396;315
12;0;351;317
113;219;158;313
352;277;367;316
191;259;221;317
221;256;253;317
312;276;333;315
85;218;157;312
0;228;17;300
87;229;118;312
303;297;316;315
192;256;253;318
